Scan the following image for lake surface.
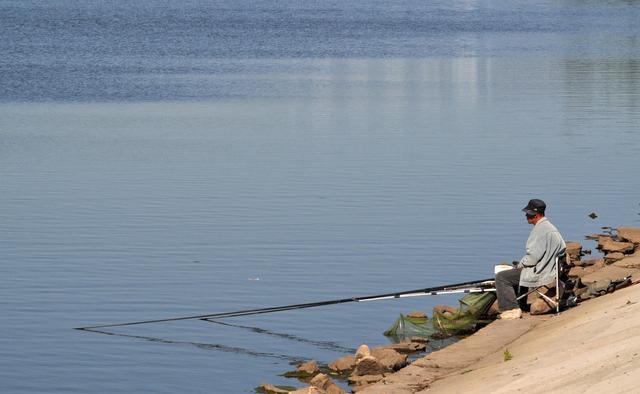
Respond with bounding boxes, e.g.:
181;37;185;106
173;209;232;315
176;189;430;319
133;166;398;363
1;1;639;393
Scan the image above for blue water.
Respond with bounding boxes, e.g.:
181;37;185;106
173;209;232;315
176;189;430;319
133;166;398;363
1;1;640;393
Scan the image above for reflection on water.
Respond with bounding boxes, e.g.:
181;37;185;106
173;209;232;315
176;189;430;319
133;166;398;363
563;59;640;113
78;328;307;363
3;53;640;393
203;319;356;354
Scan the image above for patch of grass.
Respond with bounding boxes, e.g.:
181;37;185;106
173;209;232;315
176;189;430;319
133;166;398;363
503;349;513;362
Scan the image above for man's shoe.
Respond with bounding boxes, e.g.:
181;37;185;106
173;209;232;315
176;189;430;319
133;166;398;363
499;308;522;320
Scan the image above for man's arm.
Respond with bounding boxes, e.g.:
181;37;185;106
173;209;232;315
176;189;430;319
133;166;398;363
518;232;546;268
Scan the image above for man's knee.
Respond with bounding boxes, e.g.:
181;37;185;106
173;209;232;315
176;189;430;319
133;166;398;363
496;268;521;285
496;269;512;282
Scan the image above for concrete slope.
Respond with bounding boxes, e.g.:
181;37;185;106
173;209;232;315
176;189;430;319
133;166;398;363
425;283;640;394
358;315;545;393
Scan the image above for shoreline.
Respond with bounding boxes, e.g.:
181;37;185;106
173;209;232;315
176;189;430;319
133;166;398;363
359;282;640;393
423;281;640;393
266;227;640;394
359;228;640;393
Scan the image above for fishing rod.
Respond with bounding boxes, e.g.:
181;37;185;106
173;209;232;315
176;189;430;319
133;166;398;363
75;277;495;331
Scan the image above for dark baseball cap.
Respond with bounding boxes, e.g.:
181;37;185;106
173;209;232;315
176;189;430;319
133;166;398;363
522;199;546;216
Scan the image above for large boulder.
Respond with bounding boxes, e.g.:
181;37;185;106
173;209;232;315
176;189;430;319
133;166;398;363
328;354;355;373
618;227;640;244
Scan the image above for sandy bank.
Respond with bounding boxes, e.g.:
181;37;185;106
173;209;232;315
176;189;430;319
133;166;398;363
360;282;640;394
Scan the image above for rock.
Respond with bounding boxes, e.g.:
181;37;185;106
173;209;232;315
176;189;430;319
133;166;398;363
587;279;613;296
348;374;385;392
526;283;559;314
487;299;500;317
565;242;582;260
568;266;585;278
256;384;292;394
613;254;640;269
408;336;428;344
406;310;427;318
376;341;425;354
328;354;355;373
325;386;346;394
354;344;371;363
526;283;556;305
580;265;640;285
604;252;625;264
309;374;346;394
433;305;457;316
574;287;589;300
618;227;640;244
353;355;388;376
574;258;600;267
598;238;635;254
309;373;332;390
288;387;322;394
530;297;555;315
283;360;319;378
298;360;318;376
583;266;599;275
370;347;409;370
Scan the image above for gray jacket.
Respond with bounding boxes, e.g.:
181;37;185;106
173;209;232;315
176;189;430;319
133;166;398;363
518;217;566;287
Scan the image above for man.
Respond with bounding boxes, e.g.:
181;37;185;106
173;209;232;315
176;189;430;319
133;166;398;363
495;199;566;319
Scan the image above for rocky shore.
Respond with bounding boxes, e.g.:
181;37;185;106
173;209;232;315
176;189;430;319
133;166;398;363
258;226;640;394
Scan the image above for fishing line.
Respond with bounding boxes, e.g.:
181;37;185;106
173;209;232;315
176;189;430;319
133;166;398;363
75;277;495;331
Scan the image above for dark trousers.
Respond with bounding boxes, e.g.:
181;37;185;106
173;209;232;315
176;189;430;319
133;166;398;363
495;268;524;311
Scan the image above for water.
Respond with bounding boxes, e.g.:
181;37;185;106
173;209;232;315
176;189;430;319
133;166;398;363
1;1;639;393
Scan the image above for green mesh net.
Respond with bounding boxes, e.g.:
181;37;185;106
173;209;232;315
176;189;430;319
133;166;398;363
432;292;496;335
383;314;438;338
384;292;497;339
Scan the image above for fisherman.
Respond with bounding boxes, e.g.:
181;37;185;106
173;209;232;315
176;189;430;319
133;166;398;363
496;199;566;319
